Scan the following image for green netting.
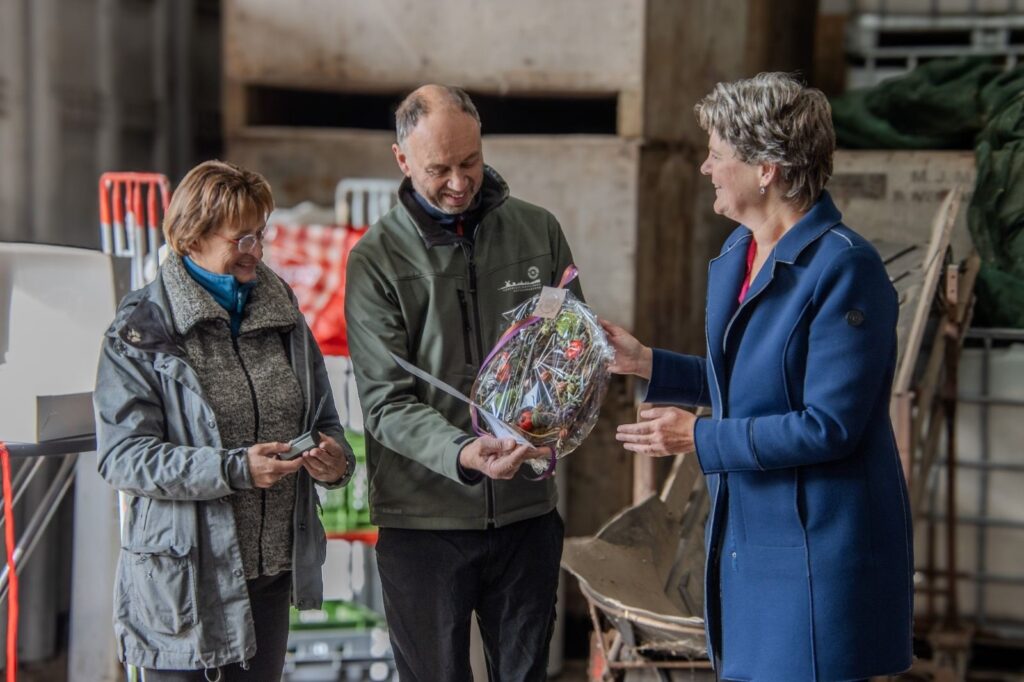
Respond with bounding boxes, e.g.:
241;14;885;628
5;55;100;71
832;58;1024;327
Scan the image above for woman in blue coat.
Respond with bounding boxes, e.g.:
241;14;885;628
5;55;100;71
603;73;913;681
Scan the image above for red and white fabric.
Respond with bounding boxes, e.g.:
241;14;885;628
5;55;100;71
263;222;367;357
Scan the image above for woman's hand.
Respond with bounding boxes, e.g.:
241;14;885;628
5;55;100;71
600;319;653;379
247;442;304;488
616;406;696;457
300;433;351;483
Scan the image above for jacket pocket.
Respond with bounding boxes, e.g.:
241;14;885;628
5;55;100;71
124;544;198;636
735;469;806;548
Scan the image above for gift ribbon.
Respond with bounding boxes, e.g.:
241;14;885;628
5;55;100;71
388;352;530;448
470;264;579;479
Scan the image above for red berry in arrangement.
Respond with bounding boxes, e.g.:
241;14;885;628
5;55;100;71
497;363;511;382
540;370;552;382
517;409;534;431
565;339;584;360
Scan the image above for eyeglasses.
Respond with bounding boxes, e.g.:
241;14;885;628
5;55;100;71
218;228;266;254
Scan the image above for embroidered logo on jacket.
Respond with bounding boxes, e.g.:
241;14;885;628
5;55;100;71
498;278;542;293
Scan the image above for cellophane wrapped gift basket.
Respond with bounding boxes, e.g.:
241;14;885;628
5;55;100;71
470;266;613;477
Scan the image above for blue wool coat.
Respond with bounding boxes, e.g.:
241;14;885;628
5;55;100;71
647;193;913;681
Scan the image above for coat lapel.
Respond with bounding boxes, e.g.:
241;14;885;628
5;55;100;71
721;247;775;356
704;192;846;411
706;231;752;406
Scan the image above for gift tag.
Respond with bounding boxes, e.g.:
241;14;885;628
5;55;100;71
533;286;567;319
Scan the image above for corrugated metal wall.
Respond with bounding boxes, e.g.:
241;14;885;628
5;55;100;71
0;0;222;250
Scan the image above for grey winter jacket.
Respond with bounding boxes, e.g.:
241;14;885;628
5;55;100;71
93;259;355;670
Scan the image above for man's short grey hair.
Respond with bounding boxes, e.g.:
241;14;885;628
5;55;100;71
395;85;481;145
694;72;835;212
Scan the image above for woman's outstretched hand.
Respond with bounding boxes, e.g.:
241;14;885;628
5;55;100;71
599;319;653;379
616;406;697;457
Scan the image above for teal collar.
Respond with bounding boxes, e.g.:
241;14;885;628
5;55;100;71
182;255;255;337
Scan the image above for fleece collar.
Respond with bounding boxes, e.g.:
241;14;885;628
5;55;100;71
397;165;510;248
161;251;298;337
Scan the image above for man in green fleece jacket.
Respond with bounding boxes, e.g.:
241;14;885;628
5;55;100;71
345;84;583;681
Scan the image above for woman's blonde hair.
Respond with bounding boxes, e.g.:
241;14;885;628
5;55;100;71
694;73;835;211
163;160;274;255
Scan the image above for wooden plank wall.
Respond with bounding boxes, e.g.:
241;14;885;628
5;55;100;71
224;0;650;136
831;150;976;260
229;130;645;324
224;0;644;94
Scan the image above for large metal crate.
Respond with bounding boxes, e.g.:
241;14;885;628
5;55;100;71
846;13;1024;88
835;0;1022;13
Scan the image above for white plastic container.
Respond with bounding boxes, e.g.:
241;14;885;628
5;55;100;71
0;243;118;443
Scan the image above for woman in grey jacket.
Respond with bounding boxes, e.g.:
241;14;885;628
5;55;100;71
93;160;355;681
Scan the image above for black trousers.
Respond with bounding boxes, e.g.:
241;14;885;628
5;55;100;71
141;571;292;682
375;510;564;682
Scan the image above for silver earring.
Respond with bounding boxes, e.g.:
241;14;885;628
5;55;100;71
759;186;766;195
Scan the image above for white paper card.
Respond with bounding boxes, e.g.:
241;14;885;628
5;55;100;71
533;286;567;319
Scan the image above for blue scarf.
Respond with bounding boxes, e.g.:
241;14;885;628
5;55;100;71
182;255;255;337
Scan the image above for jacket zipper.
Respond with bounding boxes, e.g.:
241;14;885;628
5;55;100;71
456;289;475;365
459;239;496;527
233;333;266;574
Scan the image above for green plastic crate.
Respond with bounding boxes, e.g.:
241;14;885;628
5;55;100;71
289;599;383;631
319;432;373;534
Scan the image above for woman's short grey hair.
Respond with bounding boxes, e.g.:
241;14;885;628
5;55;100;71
395;85;481;145
694;72;835;211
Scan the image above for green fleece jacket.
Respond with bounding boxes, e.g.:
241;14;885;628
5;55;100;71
345;166;582;530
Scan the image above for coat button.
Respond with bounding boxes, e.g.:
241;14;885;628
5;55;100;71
298;523;306;532
845;309;865;327
207;419;216;428
233;568;243;577
731;551;737;559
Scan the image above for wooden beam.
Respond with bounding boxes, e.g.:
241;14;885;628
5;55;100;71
895;186;963;396
744;0;819;79
223;0;644;97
